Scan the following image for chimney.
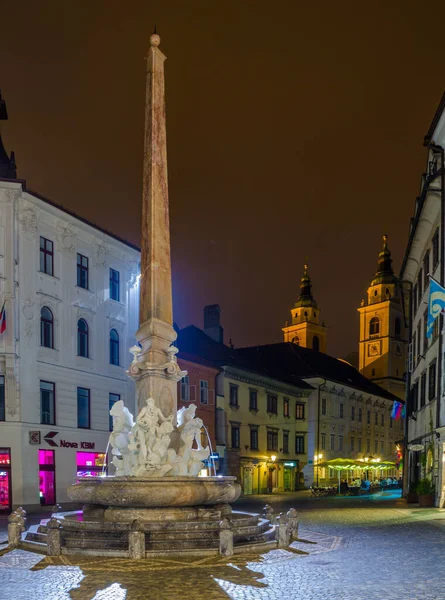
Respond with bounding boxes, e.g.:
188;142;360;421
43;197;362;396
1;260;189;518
203;304;224;344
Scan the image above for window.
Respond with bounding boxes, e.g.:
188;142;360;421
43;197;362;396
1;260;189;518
338;436;343;451
358;407;362;422
433;228;440;269
267;429;278;451
200;380;208;404
420;372;427;408
367;410;371;425
180;376;189;401
321;433;326;450
77;319;89;357
77;387;90;429
313;335;320;351
250;427;258;450
423;252;430;288
417;269;423;302
351;406;355;421
411;380;419;413
249;389;258;411
369;317;380;336
350;437;355;452
295;435;305;454
267;394;278;414
380;441;384;455
109;329;119;365
40;236;54;276
381;413;385;427
283;430;289;453
413;331;417;364
423;310;428;353
339;403;344;418
109;268;120;302
413;285;418;314
229;384;239;408
366;439;370;453
321;397;327;416
374;439;378;454
296;403;305;420
40;306;54;348
283;398;289;417
109;393;120;431
417;321;422;362
395;317;401;338
429;362;436;400
0;376;4;421
330;434;335;451
357;438;362;453
77;253;89;289
40;381;55;425
231;425;240;449
374;411;378;426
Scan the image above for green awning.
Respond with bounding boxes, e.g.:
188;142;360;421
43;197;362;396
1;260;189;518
316;457;396;471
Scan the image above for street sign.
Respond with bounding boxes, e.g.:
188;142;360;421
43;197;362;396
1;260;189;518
29;431;41;445
408;444;424;452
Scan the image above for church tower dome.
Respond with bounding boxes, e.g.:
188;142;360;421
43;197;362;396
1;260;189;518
0;90;17;180
357;235;406;400
282;263;327;352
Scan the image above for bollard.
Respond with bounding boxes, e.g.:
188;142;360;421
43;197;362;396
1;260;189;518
8;511;22;548
276;512;290;548
286;508;299;542
15;507;27;533
46;518;62;556
128;520;145;560
219;518;234;557
263;504;274;523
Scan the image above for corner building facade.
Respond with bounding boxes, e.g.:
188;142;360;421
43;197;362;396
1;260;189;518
0;179;140;511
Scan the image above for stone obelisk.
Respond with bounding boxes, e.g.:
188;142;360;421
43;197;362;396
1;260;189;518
129;33;184;417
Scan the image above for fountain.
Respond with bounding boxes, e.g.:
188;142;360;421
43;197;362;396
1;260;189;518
11;33;298;558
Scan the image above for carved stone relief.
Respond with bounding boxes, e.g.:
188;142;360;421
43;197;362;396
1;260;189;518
57;221;77;253
94;242;108;266
18;206;37;239
22;297;35;321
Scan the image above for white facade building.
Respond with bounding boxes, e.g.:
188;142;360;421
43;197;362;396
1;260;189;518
0;178;140;511
401;93;445;505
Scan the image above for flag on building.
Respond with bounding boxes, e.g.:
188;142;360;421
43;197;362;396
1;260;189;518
427;278;445;338
0;301;5;335
391;401;403;420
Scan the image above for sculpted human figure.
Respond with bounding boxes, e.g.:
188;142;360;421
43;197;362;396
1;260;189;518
108;400;134;476
177;404;210;475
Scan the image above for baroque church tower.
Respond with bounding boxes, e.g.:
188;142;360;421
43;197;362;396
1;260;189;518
0;90;17;179
283;264;327;353
358;236;407;400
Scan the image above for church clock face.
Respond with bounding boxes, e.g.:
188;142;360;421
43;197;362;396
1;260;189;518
368;342;380;357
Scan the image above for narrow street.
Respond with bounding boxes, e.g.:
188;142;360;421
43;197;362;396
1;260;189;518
1;491;445;599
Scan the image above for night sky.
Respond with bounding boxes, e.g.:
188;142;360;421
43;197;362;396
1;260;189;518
1;1;445;358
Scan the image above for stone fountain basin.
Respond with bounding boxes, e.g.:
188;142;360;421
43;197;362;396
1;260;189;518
67;476;241;508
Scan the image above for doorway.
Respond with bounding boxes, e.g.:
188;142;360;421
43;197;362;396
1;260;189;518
39;449;56;506
0;448;11;512
243;467;253;495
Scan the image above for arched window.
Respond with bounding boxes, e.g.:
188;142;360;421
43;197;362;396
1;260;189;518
292;336;300;346
313;335;320;351
109;329;119;365
395;317;401;337
77;319;89;357
369;316;380;336
40;307;54;348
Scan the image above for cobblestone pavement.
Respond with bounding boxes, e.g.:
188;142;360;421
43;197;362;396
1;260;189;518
1;492;445;599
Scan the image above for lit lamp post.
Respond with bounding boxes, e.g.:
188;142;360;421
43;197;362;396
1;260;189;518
316;454;323;486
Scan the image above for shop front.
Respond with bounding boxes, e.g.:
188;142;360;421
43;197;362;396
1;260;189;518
0;448;11;512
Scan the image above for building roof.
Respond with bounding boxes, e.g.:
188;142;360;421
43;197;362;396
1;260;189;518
236;342;400;402
424;90;445;146
176;325;313;391
0;178;140;252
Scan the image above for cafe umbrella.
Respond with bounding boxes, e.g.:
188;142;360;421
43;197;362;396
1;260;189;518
315;457;397;493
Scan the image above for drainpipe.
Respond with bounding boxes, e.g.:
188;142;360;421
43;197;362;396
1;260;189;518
401;280;412;497
316;378;327;486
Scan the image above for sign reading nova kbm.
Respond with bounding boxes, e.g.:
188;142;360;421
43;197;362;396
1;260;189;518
38;431;95;450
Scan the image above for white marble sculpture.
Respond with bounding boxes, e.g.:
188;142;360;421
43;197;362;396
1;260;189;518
108;400;134;476
108;398;210;478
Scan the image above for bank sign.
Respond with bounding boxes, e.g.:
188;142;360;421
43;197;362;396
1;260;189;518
34;431;95;450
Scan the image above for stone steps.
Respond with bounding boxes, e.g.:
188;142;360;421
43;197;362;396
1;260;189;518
64;537;128;550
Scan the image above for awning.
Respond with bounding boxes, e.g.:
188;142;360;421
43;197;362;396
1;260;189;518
316;457;396;471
